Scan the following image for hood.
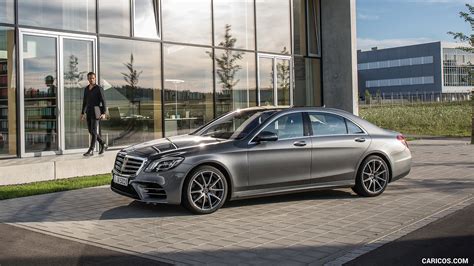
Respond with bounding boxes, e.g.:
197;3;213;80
122;134;226;157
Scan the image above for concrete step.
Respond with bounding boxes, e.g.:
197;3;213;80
0;150;119;185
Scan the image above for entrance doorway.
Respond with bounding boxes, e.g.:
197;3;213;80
258;54;292;106
19;29;96;157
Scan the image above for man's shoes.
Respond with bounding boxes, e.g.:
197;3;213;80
83;149;94;157
99;143;108;155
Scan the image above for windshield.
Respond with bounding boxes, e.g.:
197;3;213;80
197;109;277;140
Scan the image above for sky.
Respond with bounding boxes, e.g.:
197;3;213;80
356;0;472;51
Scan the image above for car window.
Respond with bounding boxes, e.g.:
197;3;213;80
262;113;304;140
309;113;347;136
198;110;276;139
346;119;364;134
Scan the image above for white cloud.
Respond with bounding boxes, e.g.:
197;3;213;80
357;37;438;51
357;13;380;20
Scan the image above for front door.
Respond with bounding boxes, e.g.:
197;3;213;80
20;30;96;156
248;112;311;188
258;55;292;107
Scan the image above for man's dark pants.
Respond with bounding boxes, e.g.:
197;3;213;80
86;112;104;150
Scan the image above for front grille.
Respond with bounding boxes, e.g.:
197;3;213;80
136;182;167;200
114;152;146;176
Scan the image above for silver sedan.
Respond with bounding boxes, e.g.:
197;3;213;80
111;107;412;214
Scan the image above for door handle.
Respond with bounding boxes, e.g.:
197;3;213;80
293;141;307;147
354;137;366;143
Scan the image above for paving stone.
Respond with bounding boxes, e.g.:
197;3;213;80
2;139;473;265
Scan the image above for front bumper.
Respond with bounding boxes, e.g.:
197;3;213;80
110;163;192;205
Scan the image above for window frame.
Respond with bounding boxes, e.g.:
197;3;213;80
305;111;368;137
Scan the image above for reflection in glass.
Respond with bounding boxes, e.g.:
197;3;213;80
163;44;213;136
162;0;211;45
259;57;274;106
19;0;96;33
99;0;130;36
214;0;254;50
256;0;291;54
0;0;14;24
307;0;321;56
0;27;16;156
277;59;291;106
214;49;256;115
23;35;58;153
134;0;160;39
63;39;93;150
100;37;162;147
294;56;322;106
293;0;306;55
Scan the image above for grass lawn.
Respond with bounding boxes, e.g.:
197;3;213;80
359;101;471;137
0;174;111;200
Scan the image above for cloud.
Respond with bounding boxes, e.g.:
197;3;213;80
357;37;437;51
357;13;380;20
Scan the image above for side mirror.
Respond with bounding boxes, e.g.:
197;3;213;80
253;131;278;143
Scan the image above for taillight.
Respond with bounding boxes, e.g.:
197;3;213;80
397;134;409;149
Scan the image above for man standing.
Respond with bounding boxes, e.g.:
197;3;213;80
80;72;107;156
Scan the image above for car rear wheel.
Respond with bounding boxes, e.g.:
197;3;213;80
352;155;389;197
183;166;228;214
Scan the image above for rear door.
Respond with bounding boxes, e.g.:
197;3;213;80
308;112;371;184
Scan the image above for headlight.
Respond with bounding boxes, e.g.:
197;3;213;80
145;157;184;172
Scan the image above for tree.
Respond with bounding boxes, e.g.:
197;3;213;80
448;3;474;144
211;24;243;92
64;55;85;88
121;53;143;101
208;24;243;111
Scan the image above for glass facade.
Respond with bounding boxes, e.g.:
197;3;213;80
19;0;96;33
0;27;16;156
0;0;14;24
162;0;212;45
100;37;162;147
4;0;323;157
163;44;213;136
443;48;474;87
256;0;291;54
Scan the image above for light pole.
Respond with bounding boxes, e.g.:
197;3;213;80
165;79;184;118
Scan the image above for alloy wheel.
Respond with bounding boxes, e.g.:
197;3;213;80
188;170;226;212
361;158;388;194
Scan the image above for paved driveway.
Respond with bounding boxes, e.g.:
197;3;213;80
0;139;473;265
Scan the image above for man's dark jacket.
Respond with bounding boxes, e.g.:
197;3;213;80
81;85;106;116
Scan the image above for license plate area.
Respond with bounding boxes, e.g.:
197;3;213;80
113;174;129;186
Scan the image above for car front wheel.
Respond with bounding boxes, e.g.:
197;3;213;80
183;166;228;214
353;155;389;197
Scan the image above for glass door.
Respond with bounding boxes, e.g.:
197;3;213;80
20;29;96;156
258;54;292;106
21;34;59;154
61;37;95;151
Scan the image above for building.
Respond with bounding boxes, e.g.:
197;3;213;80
357;42;474;98
0;0;357;158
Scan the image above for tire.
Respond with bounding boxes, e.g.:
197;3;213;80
182;165;228;214
352;155;390;197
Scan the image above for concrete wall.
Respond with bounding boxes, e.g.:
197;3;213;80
0;151;118;185
321;0;359;115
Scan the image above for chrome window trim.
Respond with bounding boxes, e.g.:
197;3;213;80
306;111;369;137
